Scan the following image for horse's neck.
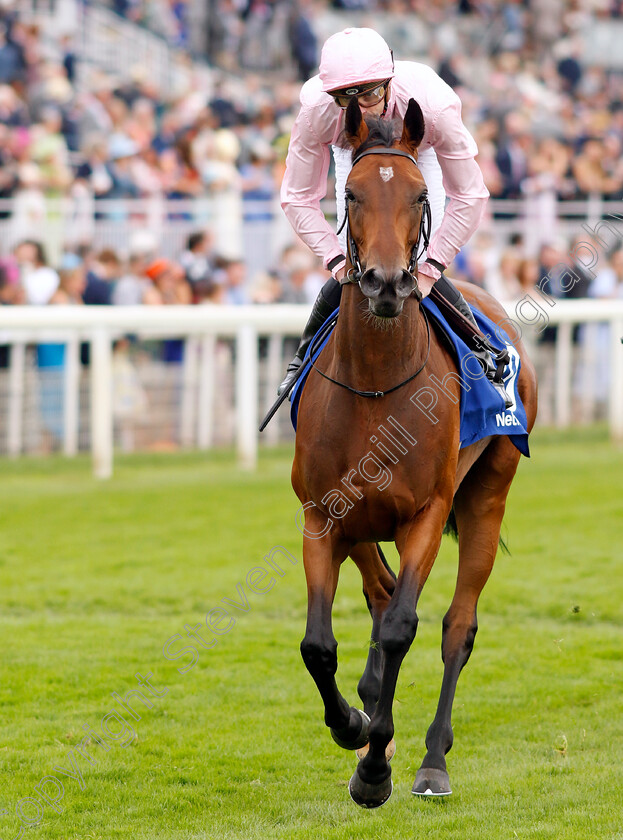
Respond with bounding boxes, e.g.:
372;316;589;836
332;286;425;386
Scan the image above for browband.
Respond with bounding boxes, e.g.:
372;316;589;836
351;147;419;168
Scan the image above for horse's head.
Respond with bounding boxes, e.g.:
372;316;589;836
343;98;430;319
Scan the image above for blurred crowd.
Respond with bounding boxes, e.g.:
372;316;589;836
1;0;623;313
0;228;329;309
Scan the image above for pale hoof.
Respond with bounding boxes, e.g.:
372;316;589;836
356;738;396;762
348;767;393;809
411;767;452;797
331;708;370;750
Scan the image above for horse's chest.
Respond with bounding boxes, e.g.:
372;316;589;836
304;438;433;541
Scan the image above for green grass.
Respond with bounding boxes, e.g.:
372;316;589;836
1;427;622;839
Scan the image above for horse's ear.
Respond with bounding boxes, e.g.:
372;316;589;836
401;98;425;153
344;97;369;149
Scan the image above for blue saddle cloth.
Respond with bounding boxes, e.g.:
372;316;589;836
290;298;530;457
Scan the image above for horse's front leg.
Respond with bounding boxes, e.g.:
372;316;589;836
349;499;449;808
299;522;370;750
413;442;520;797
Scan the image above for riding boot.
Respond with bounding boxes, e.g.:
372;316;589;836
432;272;513;409
277;276;343;396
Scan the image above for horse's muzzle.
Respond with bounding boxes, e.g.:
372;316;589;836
359;268;416;317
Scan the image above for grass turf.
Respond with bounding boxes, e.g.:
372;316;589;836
0;426;622;839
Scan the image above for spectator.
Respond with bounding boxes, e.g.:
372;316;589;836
278;244;326;304
486;249;522;301
50;252;86;304
29;106;72;197
0;260;23;369
106;134;141;199
35;252;85;450
289;0;318;82
199;128;242;258
572;137;623;198
161;135;202;202
59;33;77;85
125;96;157;152
0;83;29;125
13;239;59;304
0;258;24;305
240;139;276;281
144;257;191;305
83;248;122;305
196;278;226;305
8;162;46;244
218;257;248;305
143;257;191;365
0;21;26;86
495;112;531;200
112;250;152;305
75;135;115;200
251;270;282;304
589;246;623;301
517;257;539;294
556;38;583;94
179;230;216;292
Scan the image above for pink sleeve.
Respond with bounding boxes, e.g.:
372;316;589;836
425;100;489;271
280;109;345;270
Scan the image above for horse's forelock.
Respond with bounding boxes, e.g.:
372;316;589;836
354;117;400;155
340;116;400;155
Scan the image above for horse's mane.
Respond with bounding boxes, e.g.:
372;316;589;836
341;116;400;155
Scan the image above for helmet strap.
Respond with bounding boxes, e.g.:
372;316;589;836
380;84;390;119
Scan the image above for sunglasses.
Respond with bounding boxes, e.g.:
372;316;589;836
329;79;391;110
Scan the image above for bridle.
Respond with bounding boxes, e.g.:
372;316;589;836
336;146;432;296
309;145;432;399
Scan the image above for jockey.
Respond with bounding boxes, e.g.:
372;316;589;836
278;27;511;407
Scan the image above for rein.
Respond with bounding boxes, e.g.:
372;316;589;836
336;147;432;291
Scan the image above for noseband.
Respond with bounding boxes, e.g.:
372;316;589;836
336;147;432;297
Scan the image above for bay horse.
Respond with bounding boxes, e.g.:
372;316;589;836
291;98;538;808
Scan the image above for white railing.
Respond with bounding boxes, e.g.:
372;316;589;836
1;300;622;477
2;195;623;258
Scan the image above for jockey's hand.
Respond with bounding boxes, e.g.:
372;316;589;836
327;255;347;282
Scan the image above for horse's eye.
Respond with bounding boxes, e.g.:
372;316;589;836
416;192;428;205
345;188;356;203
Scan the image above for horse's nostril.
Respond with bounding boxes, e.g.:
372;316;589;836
396;269;416;299
360;270;382;298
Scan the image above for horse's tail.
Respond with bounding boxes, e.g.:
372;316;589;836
443;508;510;555
375;543;397;580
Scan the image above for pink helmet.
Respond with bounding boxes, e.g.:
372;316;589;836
319;28;394;93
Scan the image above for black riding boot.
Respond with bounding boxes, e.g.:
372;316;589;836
278;276;343;396
432;272;513;409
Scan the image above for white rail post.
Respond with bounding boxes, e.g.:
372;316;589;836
579;322;598;424
554;322;573;428
7;341;26;458
609;317;623;444
197;334;216;450
63;336;80;456
180;336;198;448
235;324;258;469
90;327;113;479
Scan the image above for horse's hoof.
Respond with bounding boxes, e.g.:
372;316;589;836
356;738;396;762
411;767;452;797
348;767;393;809
331;708;370;750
